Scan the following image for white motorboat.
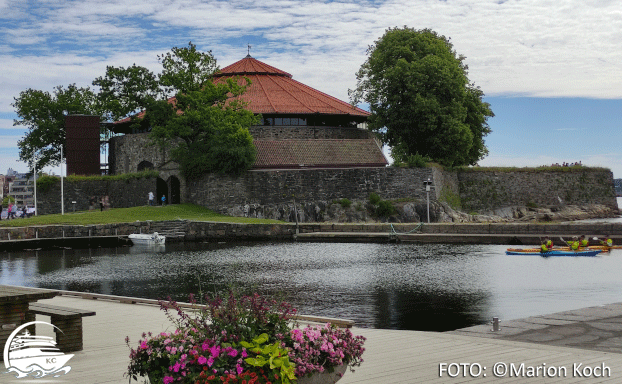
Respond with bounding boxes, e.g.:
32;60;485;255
128;232;166;245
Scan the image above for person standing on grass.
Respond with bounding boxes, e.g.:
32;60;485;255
161;195;166;205
0;202;3;220
148;191;155;206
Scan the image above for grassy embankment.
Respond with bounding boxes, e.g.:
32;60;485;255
0;203;284;227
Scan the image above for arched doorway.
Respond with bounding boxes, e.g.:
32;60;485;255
168;176;181;204
156;177;168;205
137;160;154;172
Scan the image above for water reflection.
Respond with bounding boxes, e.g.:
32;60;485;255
1;242;621;331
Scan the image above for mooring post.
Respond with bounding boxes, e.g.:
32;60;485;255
491;317;500;332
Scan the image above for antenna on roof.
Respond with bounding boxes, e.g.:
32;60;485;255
246;43;252;58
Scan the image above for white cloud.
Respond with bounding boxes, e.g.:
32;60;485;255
0;119;16;130
2;0;622;178
2;0;622;103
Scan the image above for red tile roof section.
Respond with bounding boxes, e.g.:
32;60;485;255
214;56;369;116
116;56;369;125
253;139;388;169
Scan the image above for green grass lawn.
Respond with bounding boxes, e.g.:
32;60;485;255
0;204;284;227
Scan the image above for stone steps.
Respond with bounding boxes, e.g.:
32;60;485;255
148;220;188;242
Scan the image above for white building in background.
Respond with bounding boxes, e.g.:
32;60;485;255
8;173;34;206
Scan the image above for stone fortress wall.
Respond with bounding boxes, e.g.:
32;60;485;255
34;165;617;222
457;169;617;213
36;177;154;215
40;131;617;222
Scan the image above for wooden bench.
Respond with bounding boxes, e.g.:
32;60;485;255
27;303;96;352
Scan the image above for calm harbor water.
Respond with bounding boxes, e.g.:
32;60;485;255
2;241;622;331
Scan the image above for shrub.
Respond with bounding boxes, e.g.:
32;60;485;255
404;153;430;168
368;193;381;205
375;200;396;217
338;198;352;208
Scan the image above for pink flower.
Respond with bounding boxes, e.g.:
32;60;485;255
198;356;207;365
139;341;148;350
242;349;248;358
227;348;238;358
236;365;244;375
163;376;174;384
209;345;221;357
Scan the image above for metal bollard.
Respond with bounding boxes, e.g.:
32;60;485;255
491;317;500;332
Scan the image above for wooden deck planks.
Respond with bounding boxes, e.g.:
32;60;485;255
3;296;622;383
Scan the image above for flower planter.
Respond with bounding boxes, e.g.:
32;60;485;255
297;364;347;384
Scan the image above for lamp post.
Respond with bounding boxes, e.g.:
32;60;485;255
33;161;37;216
61;144;64;215
423;178;433;223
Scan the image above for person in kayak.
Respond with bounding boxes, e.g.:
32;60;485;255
570;236;580;251
540;236;553;253
599;235;613;248
579;235;589;248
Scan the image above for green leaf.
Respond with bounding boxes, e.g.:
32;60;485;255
245;356;267;367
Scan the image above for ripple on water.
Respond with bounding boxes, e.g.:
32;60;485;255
2;242;622;331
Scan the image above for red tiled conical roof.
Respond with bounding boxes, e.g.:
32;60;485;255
114;56;369;126
214;56;369;117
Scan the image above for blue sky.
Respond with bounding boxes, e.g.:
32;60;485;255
1;0;620;178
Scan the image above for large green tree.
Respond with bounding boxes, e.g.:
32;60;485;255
147;42;258;179
350;27;494;167
13;84;99;170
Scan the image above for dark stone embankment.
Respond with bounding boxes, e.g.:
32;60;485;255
1;220;621;251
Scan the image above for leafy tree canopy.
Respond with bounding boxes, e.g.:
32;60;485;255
13;84;99;170
158;42;219;95
92;64;160;122
148;77;259;180
350;27;494;167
